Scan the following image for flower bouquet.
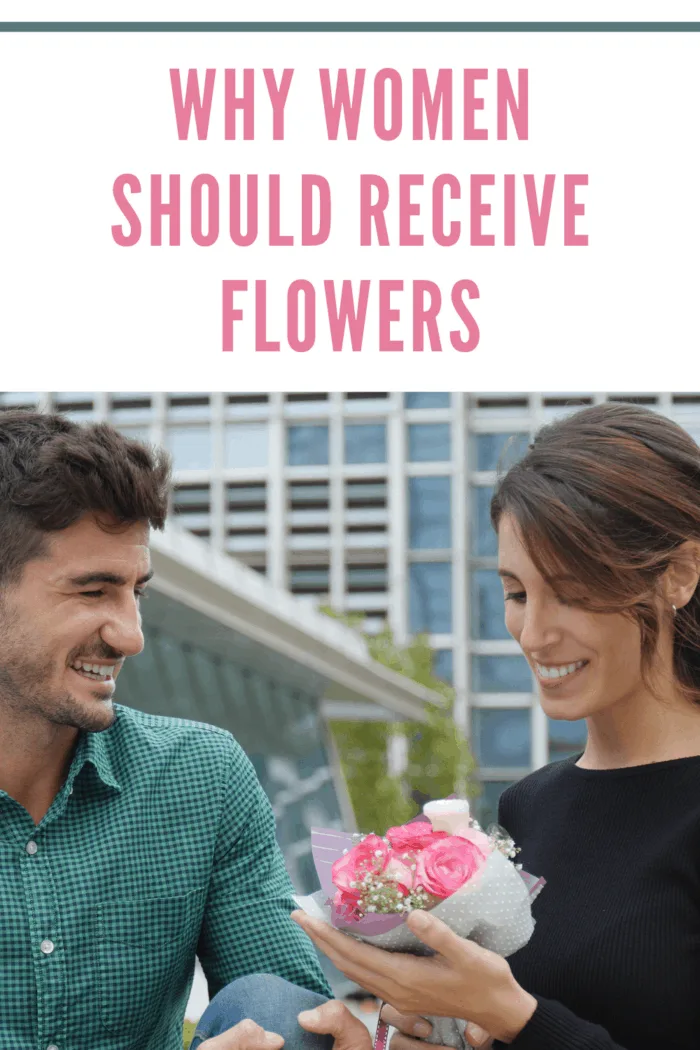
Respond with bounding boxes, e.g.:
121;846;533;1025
294;798;544;1050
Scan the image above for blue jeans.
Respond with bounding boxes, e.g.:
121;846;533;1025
189;973;334;1050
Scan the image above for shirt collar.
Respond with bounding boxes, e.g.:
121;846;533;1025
69;723;122;794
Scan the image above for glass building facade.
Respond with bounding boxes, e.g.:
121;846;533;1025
4;390;697;824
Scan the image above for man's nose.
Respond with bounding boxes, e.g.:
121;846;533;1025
100;601;145;658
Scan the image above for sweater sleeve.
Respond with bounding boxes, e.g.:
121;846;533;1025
500;996;631;1050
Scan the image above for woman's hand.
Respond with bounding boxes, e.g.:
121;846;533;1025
291;909;537;1043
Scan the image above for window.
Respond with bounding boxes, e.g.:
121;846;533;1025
345;479;387;509
287;425;329;466
471;569;510;640
225;423;269;468
289;482;329;510
476;396;528;409
53;394;94;419
167;394;210;419
472;709;531;768
289;566;330;594
432;649;453;683
548;717;587;762
286;393;329;403
172;484;210;515
474;433;529;472
227;393;269;406
117;426;151;445
225;394;270;417
409;562;452;633
227;483;266;512
409;476;451;549
472;655;532;692
346;565;388;592
471;486;497;557
0;391;40;408
407;423;451;462
167;426;212;470
344;423;387;464
227;482;266;549
474;780;517;828
109;394;152;421
345;392;388;400
405;393;450;409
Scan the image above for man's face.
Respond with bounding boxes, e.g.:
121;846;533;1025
0;513;151;733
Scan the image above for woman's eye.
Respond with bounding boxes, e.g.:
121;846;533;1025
504;591;527;604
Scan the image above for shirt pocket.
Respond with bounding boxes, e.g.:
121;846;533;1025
95;886;206;1043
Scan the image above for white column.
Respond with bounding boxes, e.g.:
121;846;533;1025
267;392;286;589
329;393;345;611
387;395;408;644
210;392;226;553
453;393;470;790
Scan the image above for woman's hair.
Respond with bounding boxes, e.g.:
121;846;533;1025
490;402;700;702
0;410;171;587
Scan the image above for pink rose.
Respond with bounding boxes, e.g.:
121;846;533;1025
385;823;448;853
415;835;487;899
331;833;390;893
333;887;362;920
452;823;492;855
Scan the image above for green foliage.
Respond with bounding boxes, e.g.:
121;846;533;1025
322;609;479;834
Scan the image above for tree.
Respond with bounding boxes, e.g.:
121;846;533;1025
322;609;479;834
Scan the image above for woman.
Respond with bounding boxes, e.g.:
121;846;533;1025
293;402;700;1049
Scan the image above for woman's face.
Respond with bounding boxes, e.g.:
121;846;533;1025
497;512;648;721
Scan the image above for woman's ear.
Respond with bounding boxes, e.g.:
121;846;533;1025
662;541;700;611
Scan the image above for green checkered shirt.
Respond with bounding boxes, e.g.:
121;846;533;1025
0;705;331;1050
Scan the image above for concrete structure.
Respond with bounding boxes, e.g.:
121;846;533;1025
4;390;698;827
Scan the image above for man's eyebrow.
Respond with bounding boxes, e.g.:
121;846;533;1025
67;569;154;587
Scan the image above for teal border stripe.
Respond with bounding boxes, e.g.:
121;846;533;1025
0;22;699;32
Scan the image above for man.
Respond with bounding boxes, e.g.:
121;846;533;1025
0;409;392;1050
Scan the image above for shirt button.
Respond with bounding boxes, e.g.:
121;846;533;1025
47;1045;59;1050
40;939;55;955
26;840;38;855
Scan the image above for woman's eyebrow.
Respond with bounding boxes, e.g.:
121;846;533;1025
498;569;521;582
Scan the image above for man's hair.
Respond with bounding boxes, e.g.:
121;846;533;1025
0;410;171;586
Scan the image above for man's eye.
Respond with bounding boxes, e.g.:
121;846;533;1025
135;589;149;600
81;590;104;598
504;591;527;604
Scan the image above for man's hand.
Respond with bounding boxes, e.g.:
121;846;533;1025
198;1018;284;1049
298;1000;372;1048
380;1005;494;1049
298;1001;493;1050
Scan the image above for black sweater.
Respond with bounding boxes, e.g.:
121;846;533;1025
494;754;700;1050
